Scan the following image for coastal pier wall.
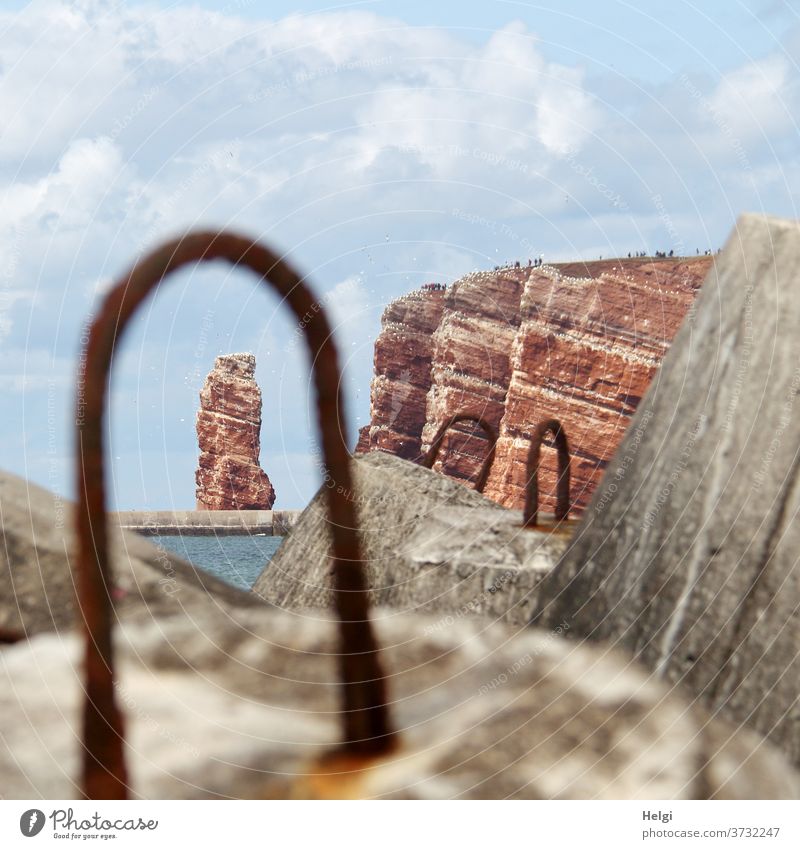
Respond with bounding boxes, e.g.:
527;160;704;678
113;510;301;536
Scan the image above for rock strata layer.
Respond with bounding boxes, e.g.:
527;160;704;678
356;289;446;458
359;257;711;514
195;353;275;510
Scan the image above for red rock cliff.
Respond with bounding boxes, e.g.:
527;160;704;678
195;353;276;510
356;289;446;459
359;257;711;515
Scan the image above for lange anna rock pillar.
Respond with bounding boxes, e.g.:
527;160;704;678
195;353;276;510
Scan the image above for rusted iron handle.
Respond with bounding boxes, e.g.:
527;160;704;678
0;627;24;644
76;231;394;799
523;418;571;527
421;413;498;493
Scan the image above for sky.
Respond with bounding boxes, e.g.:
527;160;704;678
1;0;798;510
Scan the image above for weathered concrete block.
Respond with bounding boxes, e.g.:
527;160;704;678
252;452;566;623
532;214;800;764
402;507;571;625
1;606;796;799
0;471;258;637
113;509;300;536
272;509;301;536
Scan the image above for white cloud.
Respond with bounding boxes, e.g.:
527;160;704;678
0;136;124;231
711;55;794;138
348;21;597;174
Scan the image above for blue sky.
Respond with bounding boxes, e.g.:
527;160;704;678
187;0;797;81
1;0;798;509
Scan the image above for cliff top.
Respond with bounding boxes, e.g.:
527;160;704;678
401;256;714;304
550;254;713;280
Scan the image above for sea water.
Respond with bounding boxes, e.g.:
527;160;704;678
151;534;283;591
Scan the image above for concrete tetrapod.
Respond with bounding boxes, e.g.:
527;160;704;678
252;452;568;624
0;469;257;638
531;214;800;765
1;604;798;799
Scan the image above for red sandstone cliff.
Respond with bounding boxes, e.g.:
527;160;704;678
195;353;276;510
356;288;446;459
358;257;711;515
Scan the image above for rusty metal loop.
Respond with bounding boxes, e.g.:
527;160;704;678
420;413;498;493
523;418;571;527
0;627;24;644
75;230;394;799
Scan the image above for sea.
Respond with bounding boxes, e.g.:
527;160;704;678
151;533;284;591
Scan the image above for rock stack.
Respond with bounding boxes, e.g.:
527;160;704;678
195;353;276;510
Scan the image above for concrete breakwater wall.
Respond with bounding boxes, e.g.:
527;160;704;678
113;510;301;536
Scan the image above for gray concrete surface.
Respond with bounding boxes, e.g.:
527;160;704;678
114;509;300;535
0;470;261;637
252;453;567;624
532;214;800;765
1;605;797;799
